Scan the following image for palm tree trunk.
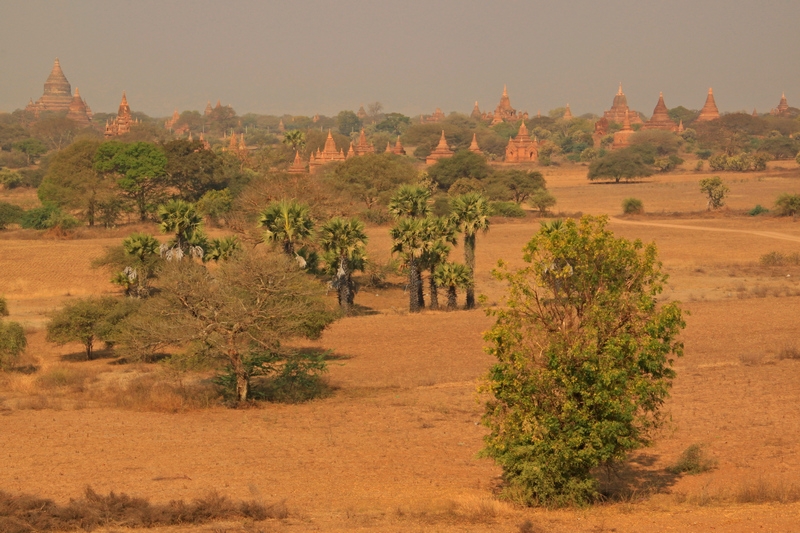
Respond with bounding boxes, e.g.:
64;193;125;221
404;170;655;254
338;256;351;314
283;240;295;257
409;259;421;313
464;234;476;309
417;269;425;309
428;267;439;310
447;286;457;310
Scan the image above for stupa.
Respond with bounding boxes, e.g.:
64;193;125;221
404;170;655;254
426;131;454;165
26;58;74;113
357;105;368;120
468;133;483;155
696;88;720;122
309;131;346;171
104;92;136;138
421;108;446;123
603;83;643;125
487;85;524;125
288;151;307;174
165;109;180;129
612;111;635;149
752;109;759;118
66;88;92;128
563;104;573;120
505;121;538;163
352;129;375;156
641;92;678;132
204;101;213;115
391;136;406;156
470;101;482;120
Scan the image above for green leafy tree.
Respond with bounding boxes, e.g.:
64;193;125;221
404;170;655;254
0;202;24;230
38;139;113;226
449;192;490;309
376;113;411;135
337;110;361;135
319;217;368;314
482;216;685;506
587;149;653;183
390;217;426;313
196;188;233;226
205;235;242;262
258;199;314;257
0;296;27;369
162;139;225;201
46;297;136;360
486;169;546;204
116;253;335;403
12;138;47;165
94;141;169;221
433;262;471;311
528;190;557;215
699;176;729;210
325;153;417;208
427;150;492;191
774;193;800;218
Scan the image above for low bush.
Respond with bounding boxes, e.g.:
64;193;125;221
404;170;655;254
20;205;80;231
760;251;800;267
622;197;644;215
774;193;800;217
0;202;24;229
748;204;769;216
488;201;526;218
778;345;800;360
667;444;717;475
360;207;392;225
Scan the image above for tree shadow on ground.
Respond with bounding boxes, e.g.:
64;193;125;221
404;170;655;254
59;348;117;362
597;453;681;501
294;346;353;361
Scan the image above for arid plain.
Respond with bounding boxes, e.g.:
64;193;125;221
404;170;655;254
2;162;800;532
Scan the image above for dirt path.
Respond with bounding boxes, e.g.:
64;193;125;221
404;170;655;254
610;217;800;243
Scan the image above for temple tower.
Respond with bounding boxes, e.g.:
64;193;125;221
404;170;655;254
696;88;720;122
426;131;454;165
641;92;678;132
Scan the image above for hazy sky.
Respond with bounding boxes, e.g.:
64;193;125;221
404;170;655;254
1;0;797;118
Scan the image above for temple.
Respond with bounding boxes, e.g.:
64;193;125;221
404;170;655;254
426;131;454;165
421;108;446;123
357;105;368;120
641;92;678;132
351;129;375;156
771;93;790;116
603;83;643;125
562;104;573;120
479;85;527;125
468;133;483;155
309;130;346;171
26;59;75;114
165;109;180;129
505;121;538;163
696;88;720;122
65;88;92;128
104;92;137;138
471;101;482;120
204;101;213;115
612;111;635;149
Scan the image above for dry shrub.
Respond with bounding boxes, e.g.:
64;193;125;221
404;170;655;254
395;496;508;526
738;353;765;366
760;251;800;267
667;444;717;475
35;366;95;392
98;373;220;413
778;345;800;360
14;395;62;411
0;487;286;531
734;478;800;504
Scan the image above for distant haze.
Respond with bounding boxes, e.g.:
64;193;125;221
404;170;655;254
0;0;797;117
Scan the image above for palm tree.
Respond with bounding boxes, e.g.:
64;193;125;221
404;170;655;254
434;262;472;311
390;217;425;313
420;216;457;310
282;130;306;152
158;200;206;260
258;199;314;257
117;232;160;297
205;235;242;262
449;192;490;309
389;184;430;219
319;217;368;314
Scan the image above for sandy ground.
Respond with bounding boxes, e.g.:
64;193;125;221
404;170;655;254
2;163;800;531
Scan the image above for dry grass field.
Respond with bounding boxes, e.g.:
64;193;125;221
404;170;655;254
2;162;800;532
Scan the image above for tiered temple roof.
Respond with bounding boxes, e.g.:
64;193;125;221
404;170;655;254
641;92;678;132
481;85;527;125
352;129;375;156
505;121;538;163
421;108;446;123
696;88;720;122
357;105;368;120
288;151;306;174
165;109;180;129
26;59;74;114
66;88;92;128
612;111;635;149
603;83;643;125
471;101;482;120
309;130;346;171
104;92;137;138
563;104;573;120
771;93;790;116
426;131;454;165
468;133;483;155
391;136;406;156
204;101;213;115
